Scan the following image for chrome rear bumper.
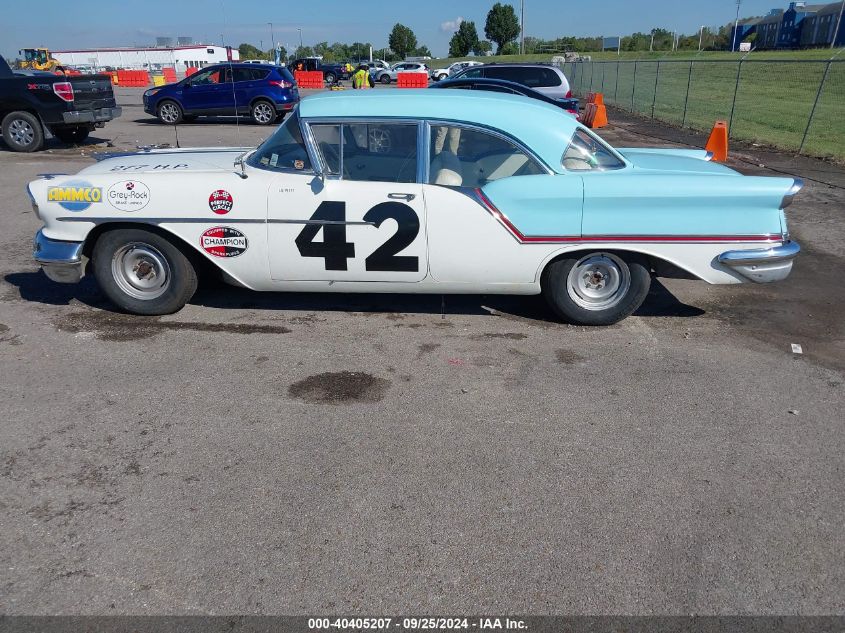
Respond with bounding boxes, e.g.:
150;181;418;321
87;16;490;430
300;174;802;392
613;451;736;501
718;240;800;283
33;229;85;283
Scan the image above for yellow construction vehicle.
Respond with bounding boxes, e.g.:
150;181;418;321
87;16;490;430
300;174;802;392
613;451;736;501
18;48;62;72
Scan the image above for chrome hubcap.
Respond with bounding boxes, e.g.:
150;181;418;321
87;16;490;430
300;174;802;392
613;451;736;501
159;103;179;123
566;253;630;311
111;243;171;300
254;103;273;123
9;119;35;146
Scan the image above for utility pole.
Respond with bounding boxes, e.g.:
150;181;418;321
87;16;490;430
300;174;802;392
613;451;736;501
650;31;654;52
699;25;705;51
520;0;526;54
733;0;742;52
833;0;845;49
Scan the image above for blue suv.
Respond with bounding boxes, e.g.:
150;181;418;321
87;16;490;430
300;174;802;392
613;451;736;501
143;63;299;125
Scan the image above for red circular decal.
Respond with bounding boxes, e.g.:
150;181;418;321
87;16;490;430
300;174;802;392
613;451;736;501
209;189;234;215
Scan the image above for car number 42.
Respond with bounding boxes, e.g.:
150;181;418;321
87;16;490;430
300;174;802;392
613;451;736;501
294;201;420;272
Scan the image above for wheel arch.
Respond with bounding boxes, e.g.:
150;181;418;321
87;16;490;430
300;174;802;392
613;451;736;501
537;246;704;288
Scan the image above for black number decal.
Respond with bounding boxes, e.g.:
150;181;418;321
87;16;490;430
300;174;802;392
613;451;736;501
362;202;420;272
294;201;355;271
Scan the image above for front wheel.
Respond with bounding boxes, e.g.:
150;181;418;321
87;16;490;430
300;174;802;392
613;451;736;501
324;72;337;84
157;100;183;125
93;229;198;315
542;252;651;326
380;74;391;84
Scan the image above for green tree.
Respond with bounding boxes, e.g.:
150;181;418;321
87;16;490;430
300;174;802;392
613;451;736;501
238;43;265;59
389;24;418;59
473;39;493;55
501;41;519;55
413;45;432;57
293;45;315;59
449;20;480;57
485;3;521;54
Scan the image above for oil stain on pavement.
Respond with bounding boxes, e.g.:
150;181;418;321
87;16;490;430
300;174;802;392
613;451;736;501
288;371;390;405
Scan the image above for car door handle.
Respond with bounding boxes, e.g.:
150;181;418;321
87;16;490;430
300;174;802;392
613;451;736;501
388;193;416;201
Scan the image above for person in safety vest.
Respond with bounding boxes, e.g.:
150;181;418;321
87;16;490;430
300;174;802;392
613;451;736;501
352;64;374;89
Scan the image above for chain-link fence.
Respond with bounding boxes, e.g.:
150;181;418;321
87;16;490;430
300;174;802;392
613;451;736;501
559;59;845;162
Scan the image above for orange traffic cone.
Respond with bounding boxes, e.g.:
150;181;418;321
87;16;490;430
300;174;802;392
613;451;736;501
705;121;729;162
591;103;608;128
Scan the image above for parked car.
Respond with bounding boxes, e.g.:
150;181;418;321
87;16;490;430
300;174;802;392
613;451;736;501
0;54;120;152
430;60;483;82
430;77;580;118
287;57;350;83
143;63;299;126
375;62;429;84
451;62;572;100
30;90;800;325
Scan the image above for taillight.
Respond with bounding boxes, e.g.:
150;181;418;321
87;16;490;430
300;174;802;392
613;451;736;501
269;80;294;89
53;82;74;102
565;89;572;98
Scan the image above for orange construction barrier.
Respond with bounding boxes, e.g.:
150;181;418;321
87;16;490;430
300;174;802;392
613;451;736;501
582;92;608;129
185;66;198;77
163;67;177;83
705;121;729;162
397;72;427;88
293;70;323;88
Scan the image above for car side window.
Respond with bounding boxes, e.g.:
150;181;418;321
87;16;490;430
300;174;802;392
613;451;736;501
233;68;253;83
475;84;518;94
562;129;626;171
248;112;312;172
461;68;483;78
428;125;545;188
309;122;419;183
191;68;222;85
538;68;562;87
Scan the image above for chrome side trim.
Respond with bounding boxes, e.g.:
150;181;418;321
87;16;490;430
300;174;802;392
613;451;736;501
57;217;267;224
267;219;375;226
33;229;85;284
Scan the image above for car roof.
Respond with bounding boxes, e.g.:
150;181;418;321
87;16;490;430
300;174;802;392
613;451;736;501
299;90;577;171
434;77;550;97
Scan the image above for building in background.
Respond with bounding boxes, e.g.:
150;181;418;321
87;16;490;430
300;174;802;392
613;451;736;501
51;44;238;72
731;1;845;49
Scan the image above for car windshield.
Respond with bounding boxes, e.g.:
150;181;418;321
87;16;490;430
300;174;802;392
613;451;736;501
247;111;312;172
562;128;626;171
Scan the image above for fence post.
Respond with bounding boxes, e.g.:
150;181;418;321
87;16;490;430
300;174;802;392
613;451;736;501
651;61;661;119
631;61;638;111
589;62;595;91
681;60;693;128
799;60;833;155
614;60;620;103
601;63;606;93
728;59;743;136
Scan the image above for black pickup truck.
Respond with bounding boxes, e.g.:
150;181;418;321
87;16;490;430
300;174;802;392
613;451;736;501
287;57;351;83
0;54;121;152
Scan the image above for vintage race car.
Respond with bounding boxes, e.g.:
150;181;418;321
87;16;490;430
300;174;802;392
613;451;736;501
30;90;801;325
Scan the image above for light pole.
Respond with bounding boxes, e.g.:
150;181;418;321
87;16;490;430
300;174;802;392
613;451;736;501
267;22;275;52
733;0;742;52
833;0;845;49
297;28;303;52
520;0;525;55
699;25;705;51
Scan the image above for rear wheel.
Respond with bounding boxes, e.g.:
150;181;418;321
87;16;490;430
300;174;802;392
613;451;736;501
2;111;44;152
54;127;90;143
324;72;337;84
157;100;183;124
250;99;276;125
380;74;391;84
92;228;198;315
542;252;651;326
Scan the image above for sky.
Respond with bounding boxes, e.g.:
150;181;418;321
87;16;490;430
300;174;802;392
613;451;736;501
0;0;801;59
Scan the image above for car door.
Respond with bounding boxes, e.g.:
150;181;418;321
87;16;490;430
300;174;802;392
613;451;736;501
181;66;235;114
267;119;427;282
423;122;583;284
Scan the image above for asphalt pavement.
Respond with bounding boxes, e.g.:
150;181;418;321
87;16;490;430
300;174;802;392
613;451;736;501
0;86;843;615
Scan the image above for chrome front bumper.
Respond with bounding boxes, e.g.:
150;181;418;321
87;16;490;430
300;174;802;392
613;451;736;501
33;229;85;283
718;240;800;283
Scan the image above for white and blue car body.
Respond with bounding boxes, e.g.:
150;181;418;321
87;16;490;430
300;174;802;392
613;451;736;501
30;90;801;325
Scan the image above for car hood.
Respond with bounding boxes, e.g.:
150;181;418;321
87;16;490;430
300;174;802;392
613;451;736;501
77;148;253;175
618;148;740;175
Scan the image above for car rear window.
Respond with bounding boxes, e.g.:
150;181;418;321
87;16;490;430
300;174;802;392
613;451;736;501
486;66;562;88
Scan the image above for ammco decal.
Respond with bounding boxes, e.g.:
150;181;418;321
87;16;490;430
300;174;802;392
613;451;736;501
200;226;248;258
47;180;103;211
107;180;151;211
